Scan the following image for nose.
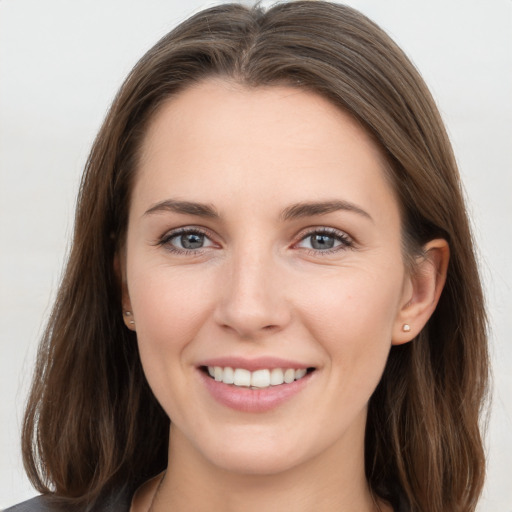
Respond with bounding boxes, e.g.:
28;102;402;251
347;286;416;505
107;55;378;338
213;248;292;340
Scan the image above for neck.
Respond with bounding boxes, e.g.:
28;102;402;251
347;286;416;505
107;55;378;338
147;424;388;512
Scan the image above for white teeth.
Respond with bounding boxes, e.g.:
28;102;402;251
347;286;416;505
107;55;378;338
223;366;234;384
284;368;295;384
206;366;310;388
295;368;307;380
270;368;284;386
233;368;251;387
251;369;270;388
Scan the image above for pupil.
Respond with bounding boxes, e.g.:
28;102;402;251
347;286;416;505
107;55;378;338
181;233;204;249
311;234;334;250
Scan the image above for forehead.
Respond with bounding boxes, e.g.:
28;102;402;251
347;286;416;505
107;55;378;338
139;79;386;166
133;79;398;222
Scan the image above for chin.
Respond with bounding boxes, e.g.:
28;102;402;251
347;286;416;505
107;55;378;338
193;426;317;477
209;448;305;476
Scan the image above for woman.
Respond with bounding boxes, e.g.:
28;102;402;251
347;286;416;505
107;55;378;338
8;2;489;511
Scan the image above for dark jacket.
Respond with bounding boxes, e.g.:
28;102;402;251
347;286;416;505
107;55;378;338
3;488;132;512
5;489;410;511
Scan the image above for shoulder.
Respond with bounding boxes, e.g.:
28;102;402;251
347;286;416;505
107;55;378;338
3;495;55;512
3;488;132;512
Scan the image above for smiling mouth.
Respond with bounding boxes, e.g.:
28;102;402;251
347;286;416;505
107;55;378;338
201;366;316;389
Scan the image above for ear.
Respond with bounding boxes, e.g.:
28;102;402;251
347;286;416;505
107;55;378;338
114;251;136;331
392;239;450;345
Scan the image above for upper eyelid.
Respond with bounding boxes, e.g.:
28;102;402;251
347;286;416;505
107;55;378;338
295;226;353;244
160;226;214;241
296;226;350;237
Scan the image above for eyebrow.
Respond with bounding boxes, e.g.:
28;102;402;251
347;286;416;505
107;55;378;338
144;198;373;222
279;200;373;223
144;199;220;218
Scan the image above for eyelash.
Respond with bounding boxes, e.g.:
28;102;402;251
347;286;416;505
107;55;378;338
158;227;214;256
157;226;354;257
296;227;353;256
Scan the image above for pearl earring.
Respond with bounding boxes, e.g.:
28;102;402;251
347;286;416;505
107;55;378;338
124;311;135;325
402;323;411;332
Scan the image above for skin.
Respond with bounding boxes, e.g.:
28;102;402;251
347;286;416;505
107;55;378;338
120;79;449;512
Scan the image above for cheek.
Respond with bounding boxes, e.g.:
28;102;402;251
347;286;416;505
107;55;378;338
127;262;215;388
130;266;215;345
298;268;403;378
302;269;402;335
127;266;219;420
301;279;401;443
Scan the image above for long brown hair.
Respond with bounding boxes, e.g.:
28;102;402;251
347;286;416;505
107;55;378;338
22;2;489;511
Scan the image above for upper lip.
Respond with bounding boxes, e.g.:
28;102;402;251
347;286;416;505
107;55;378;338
197;356;314;371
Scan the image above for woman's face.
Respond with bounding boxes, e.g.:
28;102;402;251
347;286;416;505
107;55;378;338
121;79;414;476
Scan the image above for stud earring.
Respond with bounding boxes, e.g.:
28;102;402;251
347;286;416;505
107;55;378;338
402;323;411;332
124;311;135;325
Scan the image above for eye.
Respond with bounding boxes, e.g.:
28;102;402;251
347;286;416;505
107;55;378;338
296;228;353;254
159;228;216;254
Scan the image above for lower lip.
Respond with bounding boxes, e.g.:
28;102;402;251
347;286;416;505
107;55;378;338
199;370;314;413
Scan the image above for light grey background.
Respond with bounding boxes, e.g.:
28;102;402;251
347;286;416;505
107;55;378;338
1;0;511;509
